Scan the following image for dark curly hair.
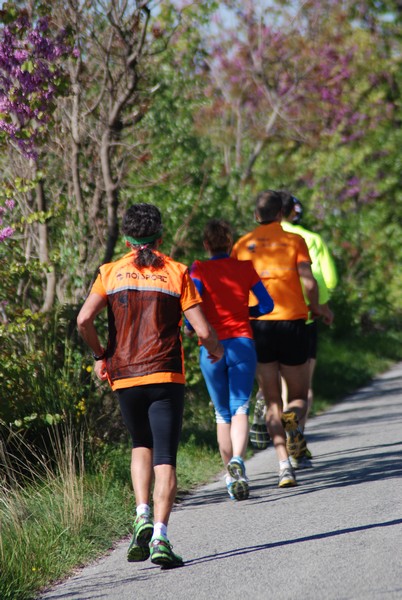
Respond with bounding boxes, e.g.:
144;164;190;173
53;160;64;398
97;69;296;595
122;203;164;269
203;219;233;254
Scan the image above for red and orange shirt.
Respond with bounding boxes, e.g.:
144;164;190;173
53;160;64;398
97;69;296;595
231;222;310;321
91;250;201;390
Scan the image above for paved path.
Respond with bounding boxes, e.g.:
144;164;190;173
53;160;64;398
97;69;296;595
40;363;402;600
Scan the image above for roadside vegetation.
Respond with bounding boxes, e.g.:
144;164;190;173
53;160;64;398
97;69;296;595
1;325;402;600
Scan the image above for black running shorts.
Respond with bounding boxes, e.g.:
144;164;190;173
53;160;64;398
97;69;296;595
117;383;184;467
251;319;309;365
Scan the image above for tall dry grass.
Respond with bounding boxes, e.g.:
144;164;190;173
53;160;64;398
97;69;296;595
0;423;89;600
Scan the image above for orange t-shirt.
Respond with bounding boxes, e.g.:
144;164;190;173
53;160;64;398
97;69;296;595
231;222;310;321
91;250;201;390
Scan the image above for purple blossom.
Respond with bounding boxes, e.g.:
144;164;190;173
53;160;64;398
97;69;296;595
0;120;18;135
0;8;76;158
0;198;16;226
14;49;29;61
0;226;14;242
37;17;50;32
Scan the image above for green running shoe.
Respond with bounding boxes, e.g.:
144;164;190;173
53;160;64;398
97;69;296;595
231;478;250;500
250;391;270;449
249;423;270;450
127;514;154;562
227;456;246;480
149;535;184;569
253;390;266;424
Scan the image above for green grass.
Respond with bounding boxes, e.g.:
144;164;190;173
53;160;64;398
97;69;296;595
0;432;223;600
312;325;402;415
0;428;134;600
1;326;402;600
0;475;132;600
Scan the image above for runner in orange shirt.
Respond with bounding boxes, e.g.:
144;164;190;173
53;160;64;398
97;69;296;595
77;203;223;569
232;190;324;487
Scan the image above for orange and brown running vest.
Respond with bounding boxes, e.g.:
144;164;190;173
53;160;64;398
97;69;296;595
91;250;201;390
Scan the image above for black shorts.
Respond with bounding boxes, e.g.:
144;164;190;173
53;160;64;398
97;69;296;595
251;319;309;366
306;320;318;360
117;383;184;467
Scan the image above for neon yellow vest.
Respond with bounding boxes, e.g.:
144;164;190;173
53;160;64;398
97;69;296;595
281;222;338;320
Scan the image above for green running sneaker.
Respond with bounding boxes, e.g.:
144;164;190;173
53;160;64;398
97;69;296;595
231;478;250;500
227;456;246;480
249;423;270;450
253;390;266;424
250;391;270;449
127;514;154;562
149;535;184;569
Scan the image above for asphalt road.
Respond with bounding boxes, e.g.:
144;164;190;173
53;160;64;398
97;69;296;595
40;363;402;600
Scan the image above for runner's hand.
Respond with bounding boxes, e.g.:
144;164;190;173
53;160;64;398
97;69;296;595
320;304;334;326
94;359;108;381
207;341;224;363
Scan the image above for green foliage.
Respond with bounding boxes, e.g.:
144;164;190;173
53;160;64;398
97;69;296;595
0;305;93;435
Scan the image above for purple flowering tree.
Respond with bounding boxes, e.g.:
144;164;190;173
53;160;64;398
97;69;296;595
0;6;75;159
0;3;76;310
199;0;390;202
0;1;188;312
204;3;354;167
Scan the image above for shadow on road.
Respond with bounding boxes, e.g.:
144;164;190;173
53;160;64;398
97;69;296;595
184;518;402;567
182;437;402;510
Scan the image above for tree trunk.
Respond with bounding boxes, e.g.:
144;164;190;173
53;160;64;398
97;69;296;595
100;128;119;264
36;179;56;312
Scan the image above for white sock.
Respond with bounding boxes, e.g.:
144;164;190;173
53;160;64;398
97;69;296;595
136;503;150;518
279;459;291;470
153;521;168;539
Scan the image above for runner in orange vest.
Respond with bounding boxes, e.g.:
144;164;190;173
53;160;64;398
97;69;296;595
232;190;325;487
77;203;223;569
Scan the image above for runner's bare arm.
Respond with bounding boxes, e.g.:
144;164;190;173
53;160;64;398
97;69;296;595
77;293;109;380
298;262;322;317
